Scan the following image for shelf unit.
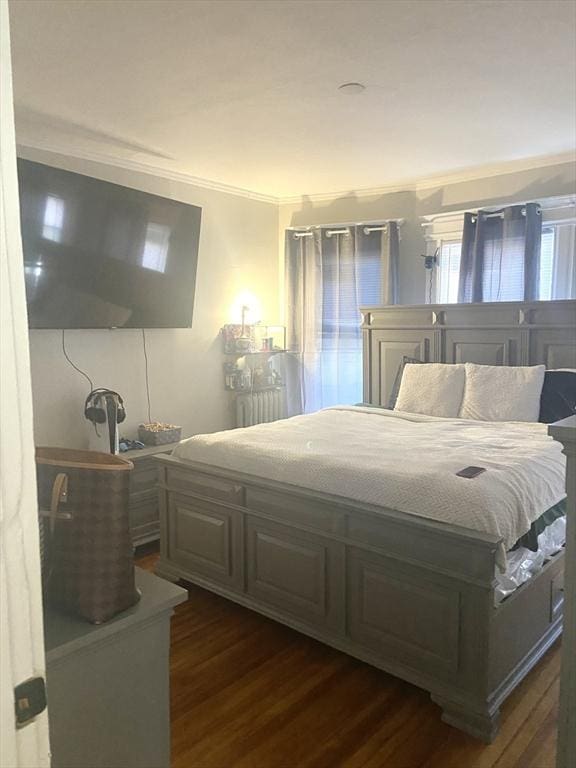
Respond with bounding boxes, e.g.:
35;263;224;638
221;324;287;426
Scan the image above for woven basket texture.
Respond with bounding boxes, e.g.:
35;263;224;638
36;449;139;623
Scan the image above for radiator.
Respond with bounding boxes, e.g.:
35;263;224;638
236;387;286;428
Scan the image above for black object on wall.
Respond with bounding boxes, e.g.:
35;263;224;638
18;159;202;329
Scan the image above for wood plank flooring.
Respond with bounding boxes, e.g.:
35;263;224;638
136;549;560;768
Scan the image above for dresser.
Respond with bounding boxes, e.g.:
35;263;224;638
125;442;180;546
44;568;187;768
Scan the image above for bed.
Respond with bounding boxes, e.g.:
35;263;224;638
155;299;575;742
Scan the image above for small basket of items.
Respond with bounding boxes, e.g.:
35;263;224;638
138;421;182;446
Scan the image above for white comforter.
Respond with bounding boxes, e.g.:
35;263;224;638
173;407;566;569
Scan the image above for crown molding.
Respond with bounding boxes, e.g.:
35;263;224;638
16;140;279;204
17;140;575;208
277;152;576;205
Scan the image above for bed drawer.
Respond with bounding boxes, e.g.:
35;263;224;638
167;493;243;589
165;467;244;505
347;547;461;681
245;487;345;535
245;515;345;633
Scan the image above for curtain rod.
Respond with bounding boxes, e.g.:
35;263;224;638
293;226;384;239
470;205;539;222
422;199;576;227
289;218;404;239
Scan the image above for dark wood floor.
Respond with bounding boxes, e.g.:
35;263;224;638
137;548;559;768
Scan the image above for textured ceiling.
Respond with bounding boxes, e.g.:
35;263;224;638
9;0;576;199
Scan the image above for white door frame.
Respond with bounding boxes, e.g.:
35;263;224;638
0;0;51;764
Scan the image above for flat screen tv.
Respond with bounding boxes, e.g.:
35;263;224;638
18;159;202;328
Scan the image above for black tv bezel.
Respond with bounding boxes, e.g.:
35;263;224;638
18;158;202;330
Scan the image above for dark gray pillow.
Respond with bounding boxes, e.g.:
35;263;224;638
538;370;576;423
388;356;425;409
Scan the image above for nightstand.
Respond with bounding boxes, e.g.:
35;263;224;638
125;442;181;546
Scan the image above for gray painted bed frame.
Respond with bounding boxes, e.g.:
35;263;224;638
156;299;575;742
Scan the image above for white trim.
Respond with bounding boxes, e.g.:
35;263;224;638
287;217;405;230
17;139;575;206
421;195;576;224
279;153;575;205
17;141;279;204
422;196;576;243
1;2;50;765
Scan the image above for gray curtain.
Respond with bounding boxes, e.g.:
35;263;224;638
457;203;542;303
356;221;400;305
285;222;399;414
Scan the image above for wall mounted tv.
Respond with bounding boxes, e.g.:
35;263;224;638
18;159;202;329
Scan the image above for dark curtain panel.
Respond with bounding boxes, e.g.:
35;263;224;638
457;203;542;303
285;222;399;413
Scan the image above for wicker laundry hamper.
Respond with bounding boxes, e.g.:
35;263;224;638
36;447;139;624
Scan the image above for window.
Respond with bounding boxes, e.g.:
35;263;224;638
435;241;461;304
42;195;65;242
322;251;381;337
286;223;399;413
432;224;575;303
320;249;381;406
539;228;555;301
141;223;170;272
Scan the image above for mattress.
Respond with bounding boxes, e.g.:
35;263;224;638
495;514;566;604
173;406;567;570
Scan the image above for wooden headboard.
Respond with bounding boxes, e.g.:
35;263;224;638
361;299;576;407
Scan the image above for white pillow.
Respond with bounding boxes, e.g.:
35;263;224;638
459;363;545;422
394;363;466;418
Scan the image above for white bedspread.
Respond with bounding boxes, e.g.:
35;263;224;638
173;407;566;569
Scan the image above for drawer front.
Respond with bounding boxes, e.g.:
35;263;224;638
166;468;244;505
347;547;461;680
130;460;159;494
129;492;159;529
131;520;160;545
245;516;345;632
130;493;160;545
168;493;242;588
246;487;344;535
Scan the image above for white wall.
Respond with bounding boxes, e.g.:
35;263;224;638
22;148;576;448
278;161;576;306
21;147;279;448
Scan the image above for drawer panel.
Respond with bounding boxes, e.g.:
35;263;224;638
443;329;521;366
347;547;461;680
130;461;159;494
131;520;160;546
245;516;345;632
346;515;497;583
129;494;159;529
168;493;242;588
530;328;576;369
245;487;344;535
166;468;244;505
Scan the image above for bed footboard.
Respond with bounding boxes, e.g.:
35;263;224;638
155;456;564;743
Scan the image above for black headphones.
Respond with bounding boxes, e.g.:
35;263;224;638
84;388;126;425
